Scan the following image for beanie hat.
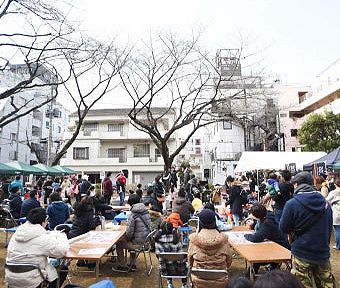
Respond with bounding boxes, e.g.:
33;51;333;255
199;208;216;229
291;171;313;186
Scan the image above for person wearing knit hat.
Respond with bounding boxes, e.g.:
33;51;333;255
188;208;232;288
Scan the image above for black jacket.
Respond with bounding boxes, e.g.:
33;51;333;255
225;185;243;217
272;182;294;210
153;181;164;195
9;193;22;219
245;212;290;250
172;197;195;223
20;197;40;218
43;180;53;193
92;194;111;216
69;204;99;239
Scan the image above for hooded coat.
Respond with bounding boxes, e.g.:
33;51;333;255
46;201;70;230
20;197;40;218
149;209;163;231
5;221;69;288
188;229;232;288
280;184;333;261
172;197;195;224
126;203;151;245
166;212;183;229
9;193;22;219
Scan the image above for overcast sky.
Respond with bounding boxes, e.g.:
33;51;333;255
74;0;340;86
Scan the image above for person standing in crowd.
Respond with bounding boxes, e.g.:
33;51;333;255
327;172;336;192
225;176;234;196
280;171;335;288
170;167;178;188
272;170;293;224
172;188;195;224
20;190;40;218
79;175;91;197
326;178;340;250
153;175;166;213
8;175;24;198
188;209;232;288
192;192;203;211
202;184;211;204
1;177;10;201
102;172;113;204
225;180;243;226
51;178;60;193
185;177;200;202
116;171;127;206
9;186;22;219
60;176;72;204
46;192;70;231
113;194;151;272
211;185;222;205
315;176;329;198
141;186;157;207
43;176;54;205
136;183;143;199
5;207;69;288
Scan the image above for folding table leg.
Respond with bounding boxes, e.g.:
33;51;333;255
249;263;254;281
57;258;61;288
96;260;99;281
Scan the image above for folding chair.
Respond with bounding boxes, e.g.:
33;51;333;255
157;252;189;288
5;262;47;287
179;223;193;246
190;268;228;287
0;208;18;228
126;230;156;275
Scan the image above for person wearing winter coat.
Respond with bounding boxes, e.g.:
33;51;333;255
244;204;290;275
5;207;69;288
60;176;72;204
92;191;115;220
43;176;54;205
172;188;195;224
20;190;40;218
225;180;243;226
141;186;157;207
166;212;183;229
149;204;163;231
326;178;340;250
9;186;22;219
211;185;222;205
8;175;24;197
69;196;100;239
280;172;335;288
116;171;127;206
188;209;232;288
46;192;70;230
113;194;151;272
154;221;187;288
102;172;113;204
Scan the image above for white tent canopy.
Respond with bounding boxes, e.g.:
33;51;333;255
234;151;327;173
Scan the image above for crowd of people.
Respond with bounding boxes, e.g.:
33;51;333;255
1;167;339;288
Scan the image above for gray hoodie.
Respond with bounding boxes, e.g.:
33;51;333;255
126;203;151;244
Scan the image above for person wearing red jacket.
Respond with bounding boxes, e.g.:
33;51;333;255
102;172;113;204
116;171;127;206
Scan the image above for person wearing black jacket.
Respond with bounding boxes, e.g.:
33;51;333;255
20;190;40;218
170;167;178;188
225;181;243;226
43;176;53;205
69;196;100;239
92;191;115;220
272;170;293;224
245;204;290;275
9;186;22;219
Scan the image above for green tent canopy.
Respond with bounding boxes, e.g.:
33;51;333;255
5;161;46;175
33;164;63;176
52;165;77;175
333;162;340;170
0;163;21;175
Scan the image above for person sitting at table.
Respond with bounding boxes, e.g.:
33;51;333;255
149;204;163;231
141;186;157;207
9;186;22;219
47;192;70;231
204;203;232;231
112;194;151;272
92;190;115;220
188;209;232;288
172;188;195;224
69;196;100;239
20;189;40;218
5;207;69;288
192;192;203;211
244;204;290;275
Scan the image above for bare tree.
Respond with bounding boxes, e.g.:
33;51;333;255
0;0;75;128
51;38;129;165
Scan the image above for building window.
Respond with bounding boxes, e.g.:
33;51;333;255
73;147;89;159
108;123;124;135
290;129;298;137
83;123;98;131
279;113;287;118
223;121;232;130
155;148;161;157
195;147;201;154
108;148;127;162
57;126;61;133
195;139;201;145
10;133;17;145
179;154;185;159
46;121;49;129
133;144;150;158
292;147;296;152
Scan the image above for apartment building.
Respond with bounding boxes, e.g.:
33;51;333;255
0;64;70;164
60;108;177;185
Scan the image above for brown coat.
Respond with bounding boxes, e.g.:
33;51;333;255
188;229;232;288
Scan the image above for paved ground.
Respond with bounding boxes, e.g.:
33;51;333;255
1;231;340;288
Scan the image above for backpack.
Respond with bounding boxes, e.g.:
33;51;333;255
240;189;248;205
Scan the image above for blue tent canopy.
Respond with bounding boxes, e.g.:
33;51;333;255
303;147;340;171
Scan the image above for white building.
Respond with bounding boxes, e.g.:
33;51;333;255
0;64;70;164
60;108;177;185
